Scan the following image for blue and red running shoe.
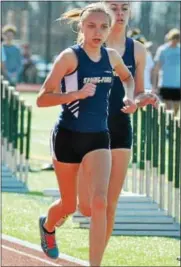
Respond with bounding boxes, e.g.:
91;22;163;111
39;215;59;259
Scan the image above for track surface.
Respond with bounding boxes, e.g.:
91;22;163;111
2;234;89;266
17;83;40;92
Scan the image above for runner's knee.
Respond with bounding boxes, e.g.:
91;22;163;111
91;194;107;211
79;204;91;217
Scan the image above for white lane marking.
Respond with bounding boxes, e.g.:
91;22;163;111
2;245;61;266
2;234;89;266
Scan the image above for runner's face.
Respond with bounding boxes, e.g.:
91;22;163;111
81;11;111;47
106;1;130;28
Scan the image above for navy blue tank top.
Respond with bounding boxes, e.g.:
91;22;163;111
56;44;114;132
109;38;136;117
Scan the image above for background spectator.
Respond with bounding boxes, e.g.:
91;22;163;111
21;43;37;83
2;24;23;86
1;37;7;77
152;28;180;116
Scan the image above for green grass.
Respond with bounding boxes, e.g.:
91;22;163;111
2;92;180;266
2;193;180;266
28;170;58;192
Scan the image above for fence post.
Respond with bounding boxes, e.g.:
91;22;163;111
139;108;146;194
152;107;159;202
25;105;32;186
167;111;174;216
1;80;9;164
12;91;20;174
146;105;152;197
4;82;10;166
8;86;16;170
174;117;180;222
132;110;138;193
19;98;25;182
159;104;166;209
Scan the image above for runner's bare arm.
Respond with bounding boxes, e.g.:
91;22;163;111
134;40;147;97
107;48;135;100
133;41;160;108
36;49;79;107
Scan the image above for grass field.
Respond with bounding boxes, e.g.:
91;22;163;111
2;193;180;266
2;92;180;266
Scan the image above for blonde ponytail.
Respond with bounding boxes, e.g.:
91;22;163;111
57;8;82;24
57;2;114;44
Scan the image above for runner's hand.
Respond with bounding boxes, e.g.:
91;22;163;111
135;92;160;109
76;83;96;100
121;97;137;114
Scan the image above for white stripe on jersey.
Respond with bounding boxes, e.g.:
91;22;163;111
64;71;80;118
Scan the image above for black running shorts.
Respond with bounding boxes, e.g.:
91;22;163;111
159;87;181;101
50;126;110;163
108;114;132;149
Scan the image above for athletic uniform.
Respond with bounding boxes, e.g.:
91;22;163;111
50;44;114;163
154;43;181;101
108;37;136;149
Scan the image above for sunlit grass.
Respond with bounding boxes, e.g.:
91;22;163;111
2;193;180;266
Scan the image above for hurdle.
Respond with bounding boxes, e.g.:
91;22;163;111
72;104;180;235
124;103;180;223
1;77;32;187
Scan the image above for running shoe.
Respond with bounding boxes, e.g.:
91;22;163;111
39;215;59;259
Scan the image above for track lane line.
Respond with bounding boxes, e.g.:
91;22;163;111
2;245;62;266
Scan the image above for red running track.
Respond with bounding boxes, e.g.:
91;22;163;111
16;83;41;92
2;234;89;266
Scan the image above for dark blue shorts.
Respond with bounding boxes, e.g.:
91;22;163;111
160;87;181;101
50;126;110;163
108;114;132;149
